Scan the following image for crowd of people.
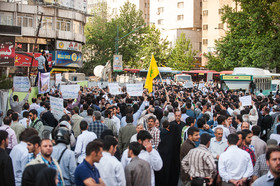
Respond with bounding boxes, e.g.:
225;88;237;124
0;80;280;186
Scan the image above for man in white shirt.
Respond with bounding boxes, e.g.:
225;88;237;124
19;111;29;128
29;98;40;110
74;120;97;164
111;106;121;134
10;128;38;186
219;133;253;186
209;127;228;161
95;135;126;186
121;130;163;186
213;115;230;139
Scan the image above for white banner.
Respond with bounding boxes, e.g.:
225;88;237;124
183;81;193;89
13;76;30;92
126;84;143;96
98;82;109;89
55;74;62;86
61;84;80;99
239;96;252;107
56;40;82;52
108;83;121;95
50;96;64;119
38;72;50;94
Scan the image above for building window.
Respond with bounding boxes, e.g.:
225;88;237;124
177;14;184;21
74;21;83;34
158;19;163;25
200;15;202;20
203;10;208;16
42;16;52;30
177;2;184;8
218;23;224;29
203;24;208;30
56;18;71;31
145;3;148;8
0;13;13;26
218;9;224;14
17;14;33;27
203;39;208;45
158;7;164;14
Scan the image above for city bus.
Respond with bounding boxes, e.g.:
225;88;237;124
221;67;272;95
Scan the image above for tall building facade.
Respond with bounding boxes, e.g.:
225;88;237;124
150;0;202;58
87;0;150;25
201;0;236;66
0;0;87;75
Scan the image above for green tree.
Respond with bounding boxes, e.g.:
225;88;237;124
205;0;280;71
129;24;170;69
82;1;147;75
167;33;197;71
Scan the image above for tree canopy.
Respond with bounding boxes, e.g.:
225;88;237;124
205;0;280;71
167;33;197;71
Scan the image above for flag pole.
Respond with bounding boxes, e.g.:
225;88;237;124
157;71;169;102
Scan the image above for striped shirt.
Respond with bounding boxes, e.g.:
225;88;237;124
181;144;217;179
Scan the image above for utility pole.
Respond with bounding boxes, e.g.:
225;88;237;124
29;12;43;79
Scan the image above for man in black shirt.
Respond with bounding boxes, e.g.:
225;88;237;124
0;130;15;186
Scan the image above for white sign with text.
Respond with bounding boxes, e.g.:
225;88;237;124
61;84;80;99
126;84;143;96
50;96;64;119
13;76;30;92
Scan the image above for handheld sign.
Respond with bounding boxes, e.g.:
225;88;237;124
61;84;80;99
13;76;30;92
126;84;143;96
239;96;252;107
108;83;121;95
50;96;64;119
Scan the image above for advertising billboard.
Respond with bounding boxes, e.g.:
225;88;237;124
0;36;15;66
56;50;82;67
14;52;53;67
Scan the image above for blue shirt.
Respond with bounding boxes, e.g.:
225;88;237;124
186;109;195;118
41;156;63;186
75;159;101;186
252;171;274;186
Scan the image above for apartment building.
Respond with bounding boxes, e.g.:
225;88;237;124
0;0;87;75
150;0;202;58
201;0;236;66
87;0;150;25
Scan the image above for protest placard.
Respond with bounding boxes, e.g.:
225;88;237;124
126;84;143;96
108;83;121;95
50;96;64;119
55;74;62;86
98;82;109;89
239;95;252;107
60;84;80;99
183;81;193;89
13;76;30;92
38;72;50;94
88;82;98;88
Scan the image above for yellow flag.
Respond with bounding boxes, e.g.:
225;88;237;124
144;55;159;93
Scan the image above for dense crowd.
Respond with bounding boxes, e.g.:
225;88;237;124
0;80;280;186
